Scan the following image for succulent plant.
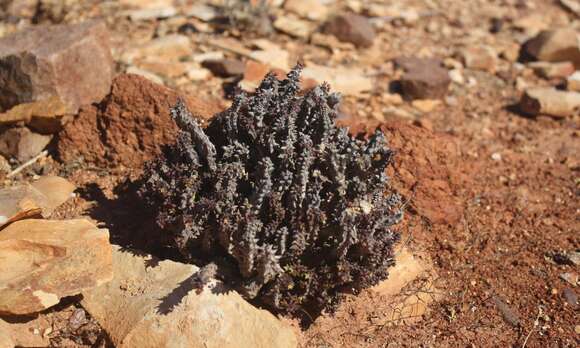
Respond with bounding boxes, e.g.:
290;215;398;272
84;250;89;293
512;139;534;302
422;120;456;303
138;65;402;316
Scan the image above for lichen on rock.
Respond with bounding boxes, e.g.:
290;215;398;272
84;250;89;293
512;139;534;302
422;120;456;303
138;64;402;315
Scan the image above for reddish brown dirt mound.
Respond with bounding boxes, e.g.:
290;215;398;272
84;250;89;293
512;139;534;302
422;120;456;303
57;74;224;168
381;122;465;226
343;119;465;226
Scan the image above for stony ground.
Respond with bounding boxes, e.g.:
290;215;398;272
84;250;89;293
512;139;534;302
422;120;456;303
0;0;578;347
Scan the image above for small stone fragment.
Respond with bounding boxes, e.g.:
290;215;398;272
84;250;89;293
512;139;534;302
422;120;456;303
29;176;76;213
127;6;177;21
68;308;88;330
183;4;219;22
371;249;438;324
567;71;580;91
0;184;45;227
562;288;578;308
520;87;580;118
81;247;297;348
560;272;579;286
460;46;498;72
273;16;313;39
559;0;580;16
249;48;290;71
135;60;189;79
399;60;451;100
126;66;165;85
0;127;52;162
529;61;575;79
523;29;580;68
187;66;212;81
412;99;441;113
501;43;521;62
0;219;113;315
449;69;465;84
550;250;580;266
284;0;328;21
122;34;191;63
323;13;376;48
0;155;9;176
302;64;373;96
201;59;246;77
240;61;276;91
0;20;114;114
492;296;521;326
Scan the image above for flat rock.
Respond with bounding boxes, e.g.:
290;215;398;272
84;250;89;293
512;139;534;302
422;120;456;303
0;20;114;114
0;219;113;315
0;96;68;134
398;58;450;100
323;13;376;48
135;60;189;79
274;16;313;39
127;6;177;21
249;48;290;71
120;0;173;8
302;64;373;96
0;176;75;228
284;0;328;21
372;249;438;324
0;127;51;162
524;29;580;68
520;87;580;118
183;4;219;22
122;34;191;64
81;246;297;348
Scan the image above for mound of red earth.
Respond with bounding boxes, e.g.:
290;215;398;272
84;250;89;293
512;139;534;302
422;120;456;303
57;74;223;168
342;119;465;226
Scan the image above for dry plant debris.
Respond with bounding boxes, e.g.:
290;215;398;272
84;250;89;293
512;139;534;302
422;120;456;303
138;65;402;315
